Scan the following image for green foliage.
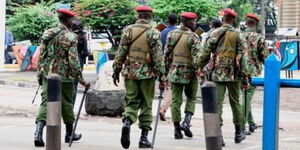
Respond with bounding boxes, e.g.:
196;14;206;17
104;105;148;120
74;0;137;50
7;2;59;45
150;0;225;22
228;0;254;26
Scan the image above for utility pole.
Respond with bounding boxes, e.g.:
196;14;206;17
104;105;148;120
261;0;266;35
0;1;6;71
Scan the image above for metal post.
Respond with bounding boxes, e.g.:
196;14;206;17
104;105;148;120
0;1;6;71
46;74;62;150
201;82;222;150
263;54;280;150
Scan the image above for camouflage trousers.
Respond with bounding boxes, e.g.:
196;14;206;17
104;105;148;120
35;79;75;124
170;78;198;123
214;81;243;126
241;85;256;129
122;78;155;131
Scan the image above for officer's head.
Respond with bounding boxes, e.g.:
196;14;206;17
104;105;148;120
222;8;237;25
210;19;222;29
167;13;177;26
57;9;76;29
180;12;197;31
135;6;153;20
246;14;259;29
72;19;84;34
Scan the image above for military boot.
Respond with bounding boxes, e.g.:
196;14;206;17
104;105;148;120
34;121;45;147
121;118;131;149
174;122;183;139
234;125;246;143
181;112;193;138
65;123;82;143
243;130;252;135
249;123;258;133
138;129;152;148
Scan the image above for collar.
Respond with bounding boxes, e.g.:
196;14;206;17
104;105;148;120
58;24;70;31
222;23;232;28
136;19;150;24
180;25;191;31
245;28;257;33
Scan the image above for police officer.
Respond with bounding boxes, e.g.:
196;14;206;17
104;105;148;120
112;6;165;149
34;9;90;147
164;12;201;140
194;8;249;146
71;19;89;105
241;14;270;135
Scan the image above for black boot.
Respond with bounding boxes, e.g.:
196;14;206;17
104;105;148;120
249;123;258;133
220;126;225;147
174;122;183;139
181;112;193;138
121;119;131;149
138;129;152;148
34;121;45;147
243;130;252;135
65;123;82;143
234;125;246;143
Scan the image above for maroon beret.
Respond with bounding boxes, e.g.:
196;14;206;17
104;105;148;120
223;8;237;17
135;6;153;12
180;12;197;19
57;9;76;17
247;13;260;22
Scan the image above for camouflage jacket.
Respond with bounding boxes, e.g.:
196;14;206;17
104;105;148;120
37;24;85;84
194;24;249;82
113;19;165;80
241;29;270;76
164;26;201;84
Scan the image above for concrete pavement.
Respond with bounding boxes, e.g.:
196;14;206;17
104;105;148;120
0;85;300;150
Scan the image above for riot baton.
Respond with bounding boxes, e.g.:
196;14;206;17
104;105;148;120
32;85;41;104
69;88;88;147
151;90;164;149
244;90;248;122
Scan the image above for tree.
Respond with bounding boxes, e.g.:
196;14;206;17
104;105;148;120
73;0;137;51
6;2;59;45
150;0;225;22
227;0;254;26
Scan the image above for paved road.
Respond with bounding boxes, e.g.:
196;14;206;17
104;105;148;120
0;85;300;150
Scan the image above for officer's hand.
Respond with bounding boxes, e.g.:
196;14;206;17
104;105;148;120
197;69;206;85
38;77;43;86
159;81;166;91
112;73;120;86
83;82;91;92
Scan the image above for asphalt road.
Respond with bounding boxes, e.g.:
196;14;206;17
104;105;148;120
0;85;300;150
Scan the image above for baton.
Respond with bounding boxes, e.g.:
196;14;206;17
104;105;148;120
151;90;164;149
32;85;40;104
244;90;247;120
69;88;88;147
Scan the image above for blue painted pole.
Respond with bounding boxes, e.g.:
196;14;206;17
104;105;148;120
252;78;300;88
263;54;281;150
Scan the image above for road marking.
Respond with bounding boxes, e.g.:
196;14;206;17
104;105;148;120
245;146;261;150
281;137;300;142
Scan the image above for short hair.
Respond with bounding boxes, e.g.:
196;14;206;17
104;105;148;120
58;12;71;24
211;19;222;28
168;13;177;25
138;11;152;20
223;14;236;22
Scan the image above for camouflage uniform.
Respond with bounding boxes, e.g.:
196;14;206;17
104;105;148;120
194;24;249;126
36;24;85;124
241;29;269;130
164;26;201;123
113;19;165;131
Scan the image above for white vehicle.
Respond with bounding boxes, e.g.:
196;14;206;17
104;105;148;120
86;31;113;54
